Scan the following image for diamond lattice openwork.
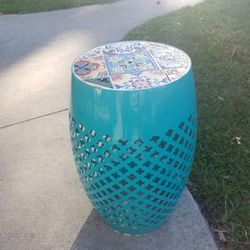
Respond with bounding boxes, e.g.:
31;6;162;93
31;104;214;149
70;113;196;234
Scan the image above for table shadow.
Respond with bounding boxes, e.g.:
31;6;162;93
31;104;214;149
70;189;216;250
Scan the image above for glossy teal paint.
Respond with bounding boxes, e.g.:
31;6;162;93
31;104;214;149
70;44;197;234
71;68;196;139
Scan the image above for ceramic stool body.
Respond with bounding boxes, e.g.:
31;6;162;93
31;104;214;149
70;41;197;234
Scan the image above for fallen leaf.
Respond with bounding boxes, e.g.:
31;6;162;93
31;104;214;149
218;231;226;242
217;96;224;101
232;136;241;145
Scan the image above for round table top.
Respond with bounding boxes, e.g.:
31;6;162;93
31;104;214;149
73;41;191;91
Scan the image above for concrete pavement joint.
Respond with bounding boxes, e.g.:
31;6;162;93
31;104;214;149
0;108;69;130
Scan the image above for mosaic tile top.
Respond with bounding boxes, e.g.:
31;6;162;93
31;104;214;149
73;41;191;90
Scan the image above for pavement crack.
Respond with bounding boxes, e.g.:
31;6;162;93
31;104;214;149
0;108;69;130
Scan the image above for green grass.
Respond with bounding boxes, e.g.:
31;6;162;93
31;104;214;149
124;0;250;249
0;0;116;14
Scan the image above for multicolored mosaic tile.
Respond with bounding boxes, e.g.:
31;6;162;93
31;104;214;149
73;41;191;90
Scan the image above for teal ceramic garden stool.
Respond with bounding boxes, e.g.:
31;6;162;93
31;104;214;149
70;41;197;234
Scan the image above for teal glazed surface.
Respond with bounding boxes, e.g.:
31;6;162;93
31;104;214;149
70;41;197;234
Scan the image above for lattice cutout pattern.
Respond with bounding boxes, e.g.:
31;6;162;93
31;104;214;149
69;114;196;234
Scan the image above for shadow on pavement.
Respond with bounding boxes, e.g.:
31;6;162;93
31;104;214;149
70;189;217;250
71;209;168;250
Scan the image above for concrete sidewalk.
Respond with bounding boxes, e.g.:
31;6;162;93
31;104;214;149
0;0;217;249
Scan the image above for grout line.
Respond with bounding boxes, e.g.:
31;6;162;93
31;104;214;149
0;108;69;130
